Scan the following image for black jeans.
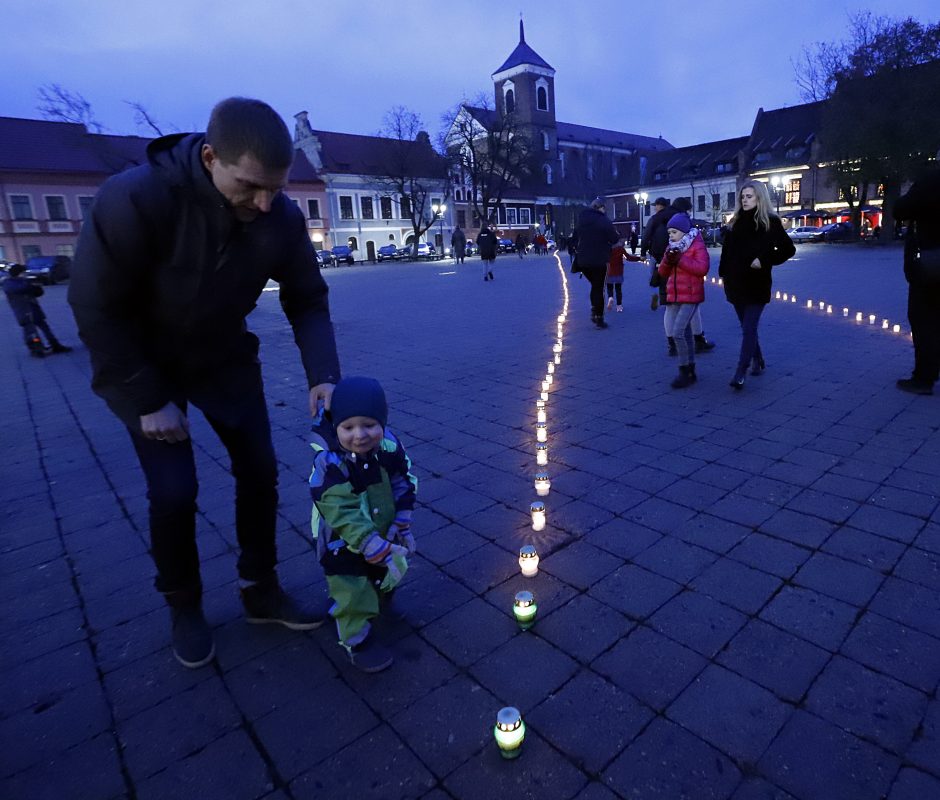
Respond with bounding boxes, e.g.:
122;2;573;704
130;392;278;593
733;303;766;372
606;283;623;304
582;267;607;317
908;283;940;384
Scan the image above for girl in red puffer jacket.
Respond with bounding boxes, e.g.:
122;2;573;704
658;214;710;388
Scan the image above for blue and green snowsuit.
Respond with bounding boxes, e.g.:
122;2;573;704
309;421;417;648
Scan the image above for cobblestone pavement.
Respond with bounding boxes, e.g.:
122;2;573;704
2;242;938;800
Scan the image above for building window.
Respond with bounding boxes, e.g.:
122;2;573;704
697;195;706;213
56;244;74;257
45;195;68;220
400;196;412;219
654;171;666;182
520;208;531;225
541;131;550;151
505;89;515;113
22;245;41;259
506;208;517;225
727;191;736;209
785;178;801;205
339;196;354;220
78;196;95;219
361;197;374;220
0;245;5;260
9;194;33;220
543;164;552;185
559;151;566;178
380;196;393;219
457;209;466;227
348;236;358;250
712;193;720;210
307;198;320;219
537;86;548;111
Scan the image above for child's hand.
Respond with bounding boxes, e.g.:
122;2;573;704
380;545;409;591
387;522;417;555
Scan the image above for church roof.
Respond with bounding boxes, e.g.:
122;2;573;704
556;121;673;152
494;21;553;74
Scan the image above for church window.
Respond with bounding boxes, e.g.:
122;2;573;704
505;89;515;113
537;86;548;111
543;164;553;185
542;131;550;151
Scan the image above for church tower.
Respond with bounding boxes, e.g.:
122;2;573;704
492;20;557;169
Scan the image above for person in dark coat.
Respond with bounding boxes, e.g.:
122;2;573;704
718;180;795;389
894;162;940;395
629;224;639;255
68;97;342;669
450;226;467;264
2;264;72;357
515;232;527;258
642;197;675;319
477;222;498;281
570;197;619;328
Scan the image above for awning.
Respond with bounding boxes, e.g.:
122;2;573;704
782;209;826;219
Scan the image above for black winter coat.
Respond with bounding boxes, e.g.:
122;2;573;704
570;207;619;269
2;276;45;325
641;205;678;262
895;167;940;285
477;229;498;260
718;209;795;305
69;133;340;430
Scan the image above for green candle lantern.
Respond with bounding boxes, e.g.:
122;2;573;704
494;706;525;759
513;590;537;630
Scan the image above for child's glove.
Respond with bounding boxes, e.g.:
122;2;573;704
379;546;409;592
387;521;417;555
665;248;680;266
361;532;409;591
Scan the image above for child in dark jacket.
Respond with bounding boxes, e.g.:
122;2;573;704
658;214;710;388
309;377;417;673
2;265;72;357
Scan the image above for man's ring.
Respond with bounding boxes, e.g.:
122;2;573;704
156;435;166;441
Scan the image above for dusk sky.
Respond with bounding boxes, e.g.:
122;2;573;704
3;1;937;149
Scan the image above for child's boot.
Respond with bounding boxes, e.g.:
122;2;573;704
671;365;695;389
27;336;46;358
348;636;394;673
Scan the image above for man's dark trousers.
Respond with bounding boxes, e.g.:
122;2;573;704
130;390;278;593
909;284;940;385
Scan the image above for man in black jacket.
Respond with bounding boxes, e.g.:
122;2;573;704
477;221;499;281
895;162;940;395
570;197;619;328
69;98;341;668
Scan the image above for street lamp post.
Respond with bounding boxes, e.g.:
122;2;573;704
633;191;648;233
432;202;447;260
770;176;782;214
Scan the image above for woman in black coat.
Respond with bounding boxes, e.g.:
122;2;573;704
570;197;619;329
718;180;795;389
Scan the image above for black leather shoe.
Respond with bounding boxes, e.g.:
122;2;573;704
896;378;933;395
750;355;765;376
729;372;746;390
241;577;327;630
170;606;215;668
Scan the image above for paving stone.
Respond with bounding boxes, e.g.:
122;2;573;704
443;542;524;594
290;724;435;799
385;564;475;629
805;656;928;753
594;626;707;711
786;488;860;524
821;526;906;573
623;496;698;534
690;463;753;491
758;508;837;548
527;669;651;774
758;711;898;800
104;649;215;721
906;698;940;775
604;717;741;800
793;551;884;606
538;540;622;590
869;485;938;519
583;519;661;560
893;547;940;592
847;504;926;544
632;536;718;584
674;513;751;554
536;594;633;665
420;597;516;667
655;478;728;512
729;778;797;799
648;590;747;658
888;768;940;800
811;472;879;502
729;533;811;579
588;564;682;620
843;612;940;694
2;640;98;717
668;664;792;762
135;729;273;800
419;523;488;566
914;523;940;555
737;475;803;506
760;585;858;651
869;577;940;640
691;558;782;614
484;570;579;619
579;480;648;515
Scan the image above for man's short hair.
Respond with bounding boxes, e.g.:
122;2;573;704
206;97;294;170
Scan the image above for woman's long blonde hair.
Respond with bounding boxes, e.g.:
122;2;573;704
730;180;774;230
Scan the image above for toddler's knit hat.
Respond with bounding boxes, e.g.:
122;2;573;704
667;214;691;234
330;377;388;428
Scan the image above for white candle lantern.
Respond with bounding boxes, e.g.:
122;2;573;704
553;342;562;354
807;299;813;309
534;471;550;496
826;305;832;314
537;408;546;424
557;314;566;323
856;312;863;322
544;374;553;386
519;544;539;577
869;314;876;324
783;293;789;301
530;501;546;531
843;307;849;317
893;324;901;333
547;362;555;375
718;278;723;286
882;319;889;329
791;295;796;303
557;324;564;337
775;291;781;300
536;398;546;410
536;422;547;443
539;390;548;402
536;442;548;465
554;353;561;365
513;591;538;630
819;301;825;311
494;707;525;759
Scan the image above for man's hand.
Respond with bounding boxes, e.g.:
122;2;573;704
309;382;336;417
140;401;189;443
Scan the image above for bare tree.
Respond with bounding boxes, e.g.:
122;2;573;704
376;106;449;257
442;93;533;225
125;101;175;137
37;84;104;132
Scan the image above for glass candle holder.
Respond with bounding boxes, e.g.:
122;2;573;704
537;408;546;424
856;312;863;322
536;422;547;442
807;299;813;309
882;319;889;329
530;501;546;531
775;291;781;300
783;293;789;301
536;442;548;466
536;398;546;410
819;301;825;311
893;324;901;333
519;544;539;577
791;295;796;303
554;353;561;365
513;591;537;630
494;707;525;759
869;314;876;324
826;305;832;314
547;362;555;375
534;471;550;496
843;307;849;317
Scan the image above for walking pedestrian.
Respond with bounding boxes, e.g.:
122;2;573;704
642;197;675;327
606;238;625;313
570;197;619;329
68;97;342;668
515;232;527;258
478;222;498;281
894;161;940;395
657;215;710;388
451;226;467;265
629;224;639;255
718;180;795;390
2;264;73;357
671;198;716;354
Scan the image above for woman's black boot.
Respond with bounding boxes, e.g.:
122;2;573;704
672;365;695;389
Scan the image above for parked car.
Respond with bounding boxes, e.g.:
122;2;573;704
464;240;479;257
316;249;333;267
330;245;356;265
24;255;71;285
812;221;855;242
702;226;725;246
415;243;438;260
377;244;398;262
786;225;820;243
497;238;515;253
396;245;414;260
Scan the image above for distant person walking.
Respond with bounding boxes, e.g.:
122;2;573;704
515;233;527;258
451;226;467;265
2;264;72;357
642;197;676;324
894;161;940;395
606;238;625;312
629;224;639;255
477;222;498;281
570;197;619;329
718;180;795;390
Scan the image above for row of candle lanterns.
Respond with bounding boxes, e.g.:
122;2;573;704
770;290;906;335
494;252;570;760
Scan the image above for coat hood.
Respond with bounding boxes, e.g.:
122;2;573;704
146;133;219;203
